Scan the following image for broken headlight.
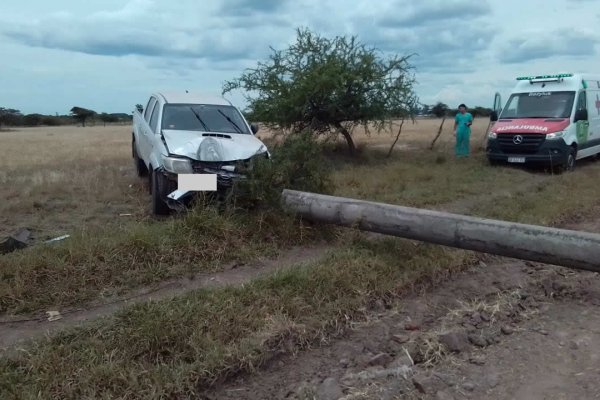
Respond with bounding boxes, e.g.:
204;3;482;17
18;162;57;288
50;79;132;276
162;156;193;174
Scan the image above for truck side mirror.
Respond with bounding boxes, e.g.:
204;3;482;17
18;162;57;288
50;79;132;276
136;105;143;113
490;111;498;122
574;109;588;122
250;123;259;134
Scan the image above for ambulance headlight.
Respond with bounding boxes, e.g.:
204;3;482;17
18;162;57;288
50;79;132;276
488;131;497;139
546;131;565;140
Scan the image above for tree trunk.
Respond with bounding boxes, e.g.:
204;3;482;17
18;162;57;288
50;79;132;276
429;116;447;150
387;118;405;158
334;122;356;156
282;189;600;273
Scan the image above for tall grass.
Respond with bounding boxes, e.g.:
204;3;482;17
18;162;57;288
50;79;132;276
0;238;474;399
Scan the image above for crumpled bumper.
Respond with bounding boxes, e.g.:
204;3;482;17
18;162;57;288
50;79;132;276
165;172;247;210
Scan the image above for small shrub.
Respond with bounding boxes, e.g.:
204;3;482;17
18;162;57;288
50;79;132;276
230;131;333;209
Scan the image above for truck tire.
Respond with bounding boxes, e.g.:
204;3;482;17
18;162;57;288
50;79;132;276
132;138;148;177
151;170;172;216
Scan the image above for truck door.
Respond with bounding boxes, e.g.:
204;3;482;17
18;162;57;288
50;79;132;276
485;92;502;146
575;90;589;146
139;97;157;163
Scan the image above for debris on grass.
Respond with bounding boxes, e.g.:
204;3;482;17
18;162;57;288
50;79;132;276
44;235;70;243
45;311;62;322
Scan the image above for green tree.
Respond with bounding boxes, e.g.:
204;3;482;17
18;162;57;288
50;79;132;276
471;106;492;117
23;114;43;126
223;28;418;155
41;116;63;126
70;106;96;127
0;108;23;128
431;102;449;118
99;113;118;127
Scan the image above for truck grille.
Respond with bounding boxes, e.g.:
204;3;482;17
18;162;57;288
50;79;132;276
191;160;237;172
191;160;246;189
497;134;546;154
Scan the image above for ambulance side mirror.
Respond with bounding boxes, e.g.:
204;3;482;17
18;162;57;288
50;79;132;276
574;109;588;122
490;111;498;122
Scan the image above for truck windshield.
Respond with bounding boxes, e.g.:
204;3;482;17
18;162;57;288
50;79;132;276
500;91;575;119
161;104;251;134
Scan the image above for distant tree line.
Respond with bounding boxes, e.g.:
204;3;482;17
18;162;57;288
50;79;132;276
418;102;493;118
0;106;133;129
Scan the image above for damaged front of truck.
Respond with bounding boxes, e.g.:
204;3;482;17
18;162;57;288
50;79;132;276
154;101;269;211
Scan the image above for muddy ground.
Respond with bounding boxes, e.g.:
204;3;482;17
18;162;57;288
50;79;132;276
205;222;600;400
204;259;600;400
2;212;599;400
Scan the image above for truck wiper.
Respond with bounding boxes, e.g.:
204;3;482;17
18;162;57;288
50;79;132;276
217;110;243;134
189;107;210;131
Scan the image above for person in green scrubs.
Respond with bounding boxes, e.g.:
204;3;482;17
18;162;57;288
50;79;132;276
453;104;473;158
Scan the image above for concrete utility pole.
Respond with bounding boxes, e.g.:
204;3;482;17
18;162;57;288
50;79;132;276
282;190;600;273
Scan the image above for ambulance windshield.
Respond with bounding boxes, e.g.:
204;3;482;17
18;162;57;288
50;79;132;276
500;91;575;119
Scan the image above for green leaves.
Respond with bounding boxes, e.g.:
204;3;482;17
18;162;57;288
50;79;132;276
223;28;418;153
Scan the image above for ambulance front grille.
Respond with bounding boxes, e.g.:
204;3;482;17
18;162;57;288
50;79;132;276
497;134;546;154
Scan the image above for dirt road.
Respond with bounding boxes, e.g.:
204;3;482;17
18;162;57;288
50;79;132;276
0;245;331;350
207;230;600;399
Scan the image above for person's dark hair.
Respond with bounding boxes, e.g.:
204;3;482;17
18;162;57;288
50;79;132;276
458;103;467;109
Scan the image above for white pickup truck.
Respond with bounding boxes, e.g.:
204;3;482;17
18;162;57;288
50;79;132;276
132;91;269;215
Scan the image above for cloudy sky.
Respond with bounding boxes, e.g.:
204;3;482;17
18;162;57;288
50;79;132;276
0;0;597;115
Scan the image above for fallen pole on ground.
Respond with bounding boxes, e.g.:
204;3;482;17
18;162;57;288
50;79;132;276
281;189;600;273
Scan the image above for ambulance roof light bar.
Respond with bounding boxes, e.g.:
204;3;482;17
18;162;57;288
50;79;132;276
516;73;573;84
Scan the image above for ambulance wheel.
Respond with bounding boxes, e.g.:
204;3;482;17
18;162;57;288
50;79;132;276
554;147;577;174
565;147;577;172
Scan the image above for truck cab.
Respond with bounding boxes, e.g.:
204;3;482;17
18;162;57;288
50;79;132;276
486;73;600;172
131;91;269;215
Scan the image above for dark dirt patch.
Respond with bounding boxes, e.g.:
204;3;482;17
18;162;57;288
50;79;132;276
205;256;600;400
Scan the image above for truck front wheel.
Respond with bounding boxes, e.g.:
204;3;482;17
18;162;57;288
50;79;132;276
151;170;172;216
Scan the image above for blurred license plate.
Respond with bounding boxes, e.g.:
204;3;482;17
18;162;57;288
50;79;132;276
508;157;525;163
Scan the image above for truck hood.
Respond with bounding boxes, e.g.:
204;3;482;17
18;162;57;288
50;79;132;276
162;130;267;161
491;118;570;134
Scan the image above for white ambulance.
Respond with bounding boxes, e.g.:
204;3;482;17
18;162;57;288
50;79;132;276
487;73;600;172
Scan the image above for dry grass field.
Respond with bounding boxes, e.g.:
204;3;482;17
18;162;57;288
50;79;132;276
0;125;143;238
0;118;488;238
2;119;600;398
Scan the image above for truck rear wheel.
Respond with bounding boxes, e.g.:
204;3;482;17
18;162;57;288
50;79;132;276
132;138;148;177
151;170;172;216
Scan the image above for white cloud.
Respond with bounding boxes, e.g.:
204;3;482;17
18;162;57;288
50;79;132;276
497;28;598;63
0;0;597;114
